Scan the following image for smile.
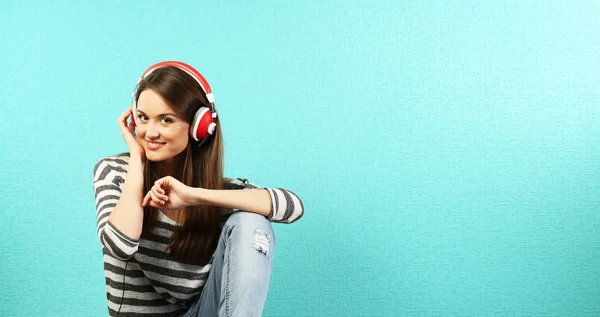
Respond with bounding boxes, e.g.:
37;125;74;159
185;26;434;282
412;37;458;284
146;141;166;150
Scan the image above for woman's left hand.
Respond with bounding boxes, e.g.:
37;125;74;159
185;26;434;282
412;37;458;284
142;176;194;210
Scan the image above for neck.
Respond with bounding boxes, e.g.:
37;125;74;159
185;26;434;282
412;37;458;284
156;153;185;178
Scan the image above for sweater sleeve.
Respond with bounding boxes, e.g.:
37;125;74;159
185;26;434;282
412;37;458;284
93;157;140;260
225;178;304;224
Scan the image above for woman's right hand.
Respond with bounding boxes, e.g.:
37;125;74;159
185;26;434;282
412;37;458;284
118;106;145;159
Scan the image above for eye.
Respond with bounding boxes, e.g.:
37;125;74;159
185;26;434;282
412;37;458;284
161;117;173;124
137;114;148;121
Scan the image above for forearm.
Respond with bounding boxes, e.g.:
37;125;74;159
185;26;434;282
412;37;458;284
190;188;272;217
108;156;145;240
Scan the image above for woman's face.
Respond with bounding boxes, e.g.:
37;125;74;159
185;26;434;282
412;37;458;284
135;89;189;162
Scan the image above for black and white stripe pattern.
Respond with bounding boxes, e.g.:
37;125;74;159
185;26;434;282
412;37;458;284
92;154;303;316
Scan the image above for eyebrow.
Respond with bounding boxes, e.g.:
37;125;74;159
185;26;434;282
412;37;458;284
137;110;178;117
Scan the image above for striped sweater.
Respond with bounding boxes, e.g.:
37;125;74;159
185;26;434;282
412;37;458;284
92;154;303;316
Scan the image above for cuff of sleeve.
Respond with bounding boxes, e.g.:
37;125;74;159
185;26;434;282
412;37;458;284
265;188;277;219
107;220;140;244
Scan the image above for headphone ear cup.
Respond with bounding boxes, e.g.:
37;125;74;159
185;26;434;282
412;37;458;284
190;107;216;141
130;103;137;127
130;113;136;127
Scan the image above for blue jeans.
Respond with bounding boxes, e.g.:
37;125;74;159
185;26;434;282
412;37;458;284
183;211;276;317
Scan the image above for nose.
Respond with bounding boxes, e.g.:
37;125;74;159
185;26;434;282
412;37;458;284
145;122;160;139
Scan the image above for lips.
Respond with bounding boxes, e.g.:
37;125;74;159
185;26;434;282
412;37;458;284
146;141;166;151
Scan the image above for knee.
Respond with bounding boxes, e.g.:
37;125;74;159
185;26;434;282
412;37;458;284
226;212;274;236
225;212;276;257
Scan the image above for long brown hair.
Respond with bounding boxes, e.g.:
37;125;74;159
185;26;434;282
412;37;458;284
135;66;224;265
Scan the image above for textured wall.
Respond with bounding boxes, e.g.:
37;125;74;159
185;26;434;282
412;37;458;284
1;1;599;316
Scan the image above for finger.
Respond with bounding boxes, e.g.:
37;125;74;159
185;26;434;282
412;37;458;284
142;191;151;207
155;178;174;195
150;191;166;205
143;191;156;207
128;120;135;132
149;200;161;208
152;183;165;195
118;107;133;127
155;177;171;187
152;196;166;207
152;185;168;201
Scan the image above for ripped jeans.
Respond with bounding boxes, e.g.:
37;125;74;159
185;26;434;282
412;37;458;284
183;211;276;317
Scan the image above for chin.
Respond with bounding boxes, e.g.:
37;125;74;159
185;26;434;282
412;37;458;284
145;151;170;162
145;147;185;163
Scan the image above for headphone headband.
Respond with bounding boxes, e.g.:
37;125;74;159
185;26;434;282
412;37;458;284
138;61;215;103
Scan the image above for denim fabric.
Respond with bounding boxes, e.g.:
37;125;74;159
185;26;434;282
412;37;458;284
183;212;276;317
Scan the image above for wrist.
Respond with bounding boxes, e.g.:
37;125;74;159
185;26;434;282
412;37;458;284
188;187;209;206
128;154;146;166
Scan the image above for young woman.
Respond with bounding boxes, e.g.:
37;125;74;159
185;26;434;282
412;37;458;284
92;61;304;317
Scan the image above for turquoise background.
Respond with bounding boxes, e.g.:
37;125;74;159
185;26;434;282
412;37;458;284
1;1;599;316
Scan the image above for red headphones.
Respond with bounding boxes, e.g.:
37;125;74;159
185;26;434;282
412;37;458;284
130;61;217;142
